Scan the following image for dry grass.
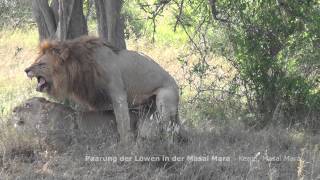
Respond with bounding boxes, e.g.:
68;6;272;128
1;122;320;179
0;29;42;117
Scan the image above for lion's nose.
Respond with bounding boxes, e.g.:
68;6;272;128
25;68;34;78
24;68;30;74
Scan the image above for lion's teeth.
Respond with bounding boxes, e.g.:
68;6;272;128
27;71;34;78
39;78;46;86
36;84;41;91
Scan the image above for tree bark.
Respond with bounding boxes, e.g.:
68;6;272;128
94;0;126;49
32;0;87;41
32;0;56;40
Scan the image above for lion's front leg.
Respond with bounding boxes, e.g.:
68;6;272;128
111;92;135;143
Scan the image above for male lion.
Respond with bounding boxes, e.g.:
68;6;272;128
25;36;180;143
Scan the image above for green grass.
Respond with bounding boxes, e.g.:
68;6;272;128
153;22;188;46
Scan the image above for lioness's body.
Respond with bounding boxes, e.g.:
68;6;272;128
25;36;180;143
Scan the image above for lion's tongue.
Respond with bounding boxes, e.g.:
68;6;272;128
36;77;46;91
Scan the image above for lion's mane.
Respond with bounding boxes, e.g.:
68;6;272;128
38;36;119;109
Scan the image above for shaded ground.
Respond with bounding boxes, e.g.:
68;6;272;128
0;98;320;179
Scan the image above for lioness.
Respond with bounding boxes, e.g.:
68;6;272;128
12;97;161;150
25;36;180;143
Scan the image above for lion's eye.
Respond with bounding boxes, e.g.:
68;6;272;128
24;103;32;108
17;120;25;125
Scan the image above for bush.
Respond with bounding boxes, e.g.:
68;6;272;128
0;0;33;29
213;0;320;128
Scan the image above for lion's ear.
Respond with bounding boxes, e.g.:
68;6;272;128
51;47;70;62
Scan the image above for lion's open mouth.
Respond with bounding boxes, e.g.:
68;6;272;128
25;70;49;92
36;76;49;92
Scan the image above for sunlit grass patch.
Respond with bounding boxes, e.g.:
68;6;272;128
0;77;42;118
0;28;40;118
0;27;38;49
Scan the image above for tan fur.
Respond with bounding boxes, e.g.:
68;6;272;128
25;36;180;143
11;97;120;151
31;37;114;103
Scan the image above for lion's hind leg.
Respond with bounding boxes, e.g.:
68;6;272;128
155;87;182;142
155;88;179;123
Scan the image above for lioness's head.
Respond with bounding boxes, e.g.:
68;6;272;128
12;97;50;133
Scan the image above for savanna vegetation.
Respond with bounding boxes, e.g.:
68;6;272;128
0;0;319;179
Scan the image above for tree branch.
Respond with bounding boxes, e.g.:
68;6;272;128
208;0;229;23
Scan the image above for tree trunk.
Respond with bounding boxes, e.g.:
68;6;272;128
32;0;88;41
94;0;126;49
32;0;56;40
